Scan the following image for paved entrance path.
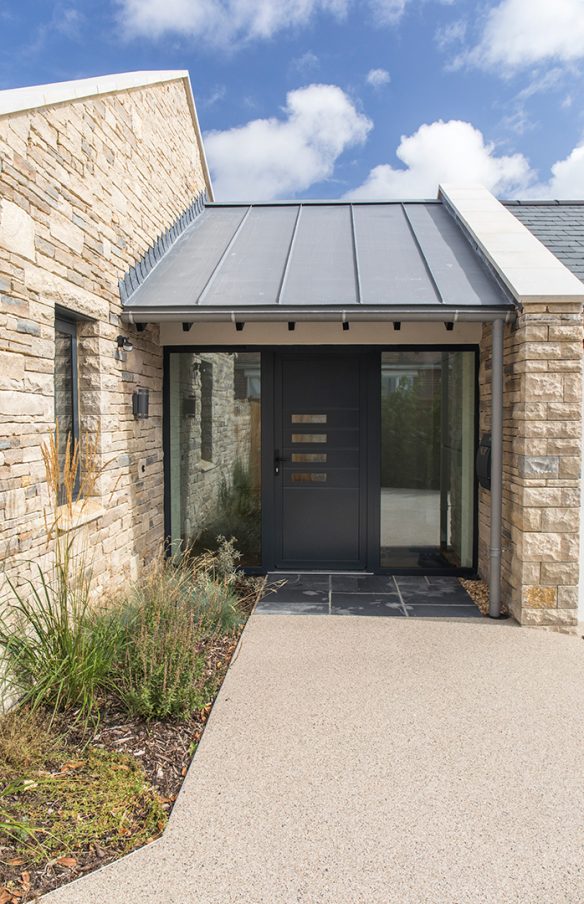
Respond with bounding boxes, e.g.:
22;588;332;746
44;616;584;904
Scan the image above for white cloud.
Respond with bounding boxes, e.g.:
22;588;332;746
524;144;584;199
205;84;372;199
346;119;534;199
366;67;391;88
458;0;584;71
367;0;406;26
118;0;348;45
435;18;466;52
117;0;419;45
290;50;320;76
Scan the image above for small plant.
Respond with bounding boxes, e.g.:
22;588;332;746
107;541;254;721
109;562;209;721
0;428;114;723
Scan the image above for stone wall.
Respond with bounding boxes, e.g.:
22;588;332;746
0;78;208;602
478;306;583;627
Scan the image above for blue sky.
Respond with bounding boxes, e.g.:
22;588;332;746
1;0;583;200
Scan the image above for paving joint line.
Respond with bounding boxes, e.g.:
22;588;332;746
392;576;409;616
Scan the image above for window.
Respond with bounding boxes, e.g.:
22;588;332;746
168;352;262;566
54;315;80;502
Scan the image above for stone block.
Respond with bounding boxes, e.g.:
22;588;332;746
0;199;36;261
557;586;579;609
523;373;564;402
522;585;557;608
49;211;84;254
541;507;580;533
521;607;578;627
520;531;579;562
562;375;582;403
0;351;24;388
0;390;47;417
540;561;579;584
518;455;559;477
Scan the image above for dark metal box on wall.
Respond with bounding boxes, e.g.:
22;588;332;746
476;434;491;490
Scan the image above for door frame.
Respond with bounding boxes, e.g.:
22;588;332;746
162;344;480;576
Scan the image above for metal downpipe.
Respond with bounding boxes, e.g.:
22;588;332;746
489;318;504;618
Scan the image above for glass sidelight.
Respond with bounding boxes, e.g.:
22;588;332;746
380;350;475;570
168;351;261;565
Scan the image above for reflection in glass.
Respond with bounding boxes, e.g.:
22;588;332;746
169;352;261;566
54;324;78;504
380;351;475;570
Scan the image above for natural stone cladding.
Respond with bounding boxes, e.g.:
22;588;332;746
478;305;583;627
0;79;208;604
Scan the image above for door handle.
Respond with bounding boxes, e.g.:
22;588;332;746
274;450;289;475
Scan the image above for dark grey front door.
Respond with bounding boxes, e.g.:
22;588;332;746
273;352;368;570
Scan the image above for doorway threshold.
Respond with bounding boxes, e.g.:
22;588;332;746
256;573;481;619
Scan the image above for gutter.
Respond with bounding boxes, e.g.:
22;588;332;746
121;306;517;325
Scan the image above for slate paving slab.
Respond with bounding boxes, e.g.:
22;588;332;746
256;573;481;618
332;592;404;617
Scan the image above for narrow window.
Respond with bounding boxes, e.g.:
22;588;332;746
54;315;80;502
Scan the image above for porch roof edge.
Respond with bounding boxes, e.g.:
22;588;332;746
121;305;516;325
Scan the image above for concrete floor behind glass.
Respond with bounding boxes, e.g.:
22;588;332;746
256;573;481;619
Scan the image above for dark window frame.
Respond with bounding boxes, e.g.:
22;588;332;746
54;314;80;501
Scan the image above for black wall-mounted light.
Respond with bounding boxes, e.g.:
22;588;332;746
393;322;401;331
288;322;296;331
445;322;454;332
235;322;245;332
117;335;133;352
182;323;193;332
342;321;350;331
132;387;149;419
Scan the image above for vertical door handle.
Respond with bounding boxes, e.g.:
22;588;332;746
274;449;289;475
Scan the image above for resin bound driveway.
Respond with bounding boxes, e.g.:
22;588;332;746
43;613;584;904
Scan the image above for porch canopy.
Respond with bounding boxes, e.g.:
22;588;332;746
120;200;515;324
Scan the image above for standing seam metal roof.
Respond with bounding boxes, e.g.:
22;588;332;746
121;200;512;315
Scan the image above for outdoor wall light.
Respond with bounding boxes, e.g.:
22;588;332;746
288;322;296;331
342;321;350;331
182;322;193;333
445;322;454;332
117;335;133;352
132;387;149;420
235;322;245;332
393;322;401;331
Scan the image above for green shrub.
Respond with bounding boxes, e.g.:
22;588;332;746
107;541;251;721
111;578;208;721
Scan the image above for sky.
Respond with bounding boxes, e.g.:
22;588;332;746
1;0;584;201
